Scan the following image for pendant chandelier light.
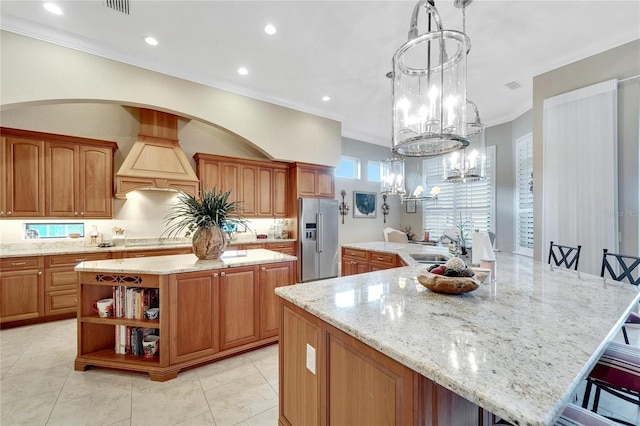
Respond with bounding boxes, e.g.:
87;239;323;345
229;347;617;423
380;157;407;195
442;99;486;183
390;0;472;157
402;160;440;203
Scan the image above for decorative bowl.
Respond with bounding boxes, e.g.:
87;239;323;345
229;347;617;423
68;233;81;238
417;272;480;294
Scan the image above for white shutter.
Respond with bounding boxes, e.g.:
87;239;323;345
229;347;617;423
515;133;534;257
423;146;495;242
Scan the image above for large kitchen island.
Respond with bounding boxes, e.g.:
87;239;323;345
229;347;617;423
276;243;639;425
74;249;296;381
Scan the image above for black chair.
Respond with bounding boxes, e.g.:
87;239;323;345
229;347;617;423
548;241;582;271
601;249;640;344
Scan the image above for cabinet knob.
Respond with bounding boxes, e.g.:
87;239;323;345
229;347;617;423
80;212;84;216
74;212;78;216
261;267;266;272
38;271;42;275
213;273;218;278
221;272;226;277
6;211;11;215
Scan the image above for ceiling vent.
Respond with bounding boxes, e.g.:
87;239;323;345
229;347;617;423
505;80;523;90
104;0;130;15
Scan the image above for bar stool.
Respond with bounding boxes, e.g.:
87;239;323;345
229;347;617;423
601;249;640;344
581;342;640;426
548;241;582;271
556;404;619;425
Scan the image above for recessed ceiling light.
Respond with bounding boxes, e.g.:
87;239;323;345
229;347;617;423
264;24;277;35
322;96;331;102
238;67;249;76
144;36;158;46
43;3;62;15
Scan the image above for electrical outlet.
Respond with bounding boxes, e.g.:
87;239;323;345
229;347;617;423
306;343;316;374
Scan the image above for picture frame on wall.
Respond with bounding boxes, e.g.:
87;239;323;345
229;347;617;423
406;200;417;213
353;191;377;218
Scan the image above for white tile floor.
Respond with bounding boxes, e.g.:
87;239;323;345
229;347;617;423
1;320;638;426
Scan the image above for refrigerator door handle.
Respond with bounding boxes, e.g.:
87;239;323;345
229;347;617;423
317;212;323;253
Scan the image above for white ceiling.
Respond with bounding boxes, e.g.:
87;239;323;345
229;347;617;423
1;0;639;147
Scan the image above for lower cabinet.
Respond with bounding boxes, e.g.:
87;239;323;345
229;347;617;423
279;300;490;426
341;248;400;276
75;262;295;381
0;257;44;323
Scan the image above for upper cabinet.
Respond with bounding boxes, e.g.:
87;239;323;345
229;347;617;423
295;163;335;198
2;135;45;217
194;153;289;218
1;128;117;219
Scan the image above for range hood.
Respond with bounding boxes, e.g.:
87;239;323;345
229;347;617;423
115;109;199;199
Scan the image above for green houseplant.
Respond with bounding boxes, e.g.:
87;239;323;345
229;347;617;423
163;188;245;260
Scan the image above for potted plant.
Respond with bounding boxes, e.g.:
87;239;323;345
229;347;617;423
163;188;245;260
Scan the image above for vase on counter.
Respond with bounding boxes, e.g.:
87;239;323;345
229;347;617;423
192;225;228;260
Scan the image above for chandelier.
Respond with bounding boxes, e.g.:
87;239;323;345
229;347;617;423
442;99;486;183
401;160;440;203
390;0;472;157
380;157;406;195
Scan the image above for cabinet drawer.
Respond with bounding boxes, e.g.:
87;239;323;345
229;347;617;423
266;242;295;255
369;252;396;266
342;248;369;261
45;290;77;315
124;248;192;258
244;243;265;250
46;269;78;291
46;252;112;267
1;256;41;270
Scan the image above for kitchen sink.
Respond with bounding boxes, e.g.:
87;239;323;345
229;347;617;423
409;254;449;264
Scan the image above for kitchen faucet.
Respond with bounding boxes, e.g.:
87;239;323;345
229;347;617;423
439;233;461;257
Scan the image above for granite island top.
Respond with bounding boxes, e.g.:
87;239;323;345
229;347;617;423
276;243;640;425
74;249;296;275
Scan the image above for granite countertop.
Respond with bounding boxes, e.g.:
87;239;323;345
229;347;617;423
74;249;296;275
0;237;297;258
276;243;640;425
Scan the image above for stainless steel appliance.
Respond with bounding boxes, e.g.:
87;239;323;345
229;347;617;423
298;198;339;282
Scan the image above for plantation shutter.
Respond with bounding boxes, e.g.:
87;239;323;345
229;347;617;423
515;133;534;256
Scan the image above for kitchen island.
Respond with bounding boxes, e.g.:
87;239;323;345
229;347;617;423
74;249;296;381
276;246;639;425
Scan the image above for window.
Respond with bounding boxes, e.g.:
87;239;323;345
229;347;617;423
25;223;84;239
335;156;361;179
422;146;496;244
515;133;533;257
367;161;381;182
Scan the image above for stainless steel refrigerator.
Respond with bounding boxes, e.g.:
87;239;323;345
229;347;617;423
298;198;339;282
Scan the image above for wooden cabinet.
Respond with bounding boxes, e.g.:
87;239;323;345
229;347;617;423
170;270;219;364
194;153;289;217
0;257;44;323
2;135;45;217
341;248;400;276
46;142;114;218
76;260;296;380
279;300;485;426
219;266;259;350
120;247;193;258
1;128;117;219
259;262;295;339
44;252;112;316
296;163;335;198
266;241;296;256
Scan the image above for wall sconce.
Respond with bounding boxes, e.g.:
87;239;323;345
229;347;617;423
338;189;350;224
382;194;390;223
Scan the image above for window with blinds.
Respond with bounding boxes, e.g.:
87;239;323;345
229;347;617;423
422;146;496;244
515;133;533;257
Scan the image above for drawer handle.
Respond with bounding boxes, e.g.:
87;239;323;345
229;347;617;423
377;257;384;261
74;258;86;262
11;261;26;266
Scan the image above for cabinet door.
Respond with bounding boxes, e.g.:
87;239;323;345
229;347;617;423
0;137;6;216
5;137;45;217
0;269;43;322
341;259;369;276
198;160;220;191
79;145;113;218
241;165;257;216
273;167;288;217
219;266;258;350
298;168;317;197
220;163;240;204
46;142;78;217
257;167;273;217
259;262;293;339
316;169;335;198
170;271;219;364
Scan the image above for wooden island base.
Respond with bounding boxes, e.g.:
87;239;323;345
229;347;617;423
278;300;496;426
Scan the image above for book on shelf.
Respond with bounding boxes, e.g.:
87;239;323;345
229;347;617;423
114;326;158;356
111;286;159;319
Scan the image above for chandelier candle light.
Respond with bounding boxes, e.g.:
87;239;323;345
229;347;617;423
443;99;486;182
391;0;472;157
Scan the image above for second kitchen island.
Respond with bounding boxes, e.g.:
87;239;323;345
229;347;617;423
74;249;296;381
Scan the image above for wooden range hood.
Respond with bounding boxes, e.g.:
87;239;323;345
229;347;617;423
115;109;199;199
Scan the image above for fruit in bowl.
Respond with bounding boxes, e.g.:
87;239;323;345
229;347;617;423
419;257;480;294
